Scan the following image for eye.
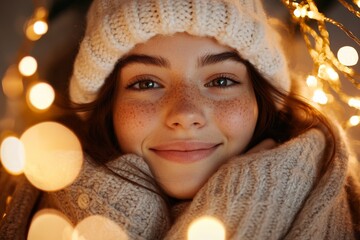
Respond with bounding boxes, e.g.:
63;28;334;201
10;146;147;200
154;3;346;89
127;79;162;90
205;76;239;88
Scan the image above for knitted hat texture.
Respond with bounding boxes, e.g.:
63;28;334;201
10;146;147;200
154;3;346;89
70;0;291;104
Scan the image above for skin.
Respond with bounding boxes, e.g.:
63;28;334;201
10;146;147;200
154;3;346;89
113;33;258;199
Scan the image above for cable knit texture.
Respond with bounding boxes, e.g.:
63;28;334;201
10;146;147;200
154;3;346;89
47;155;171;240
164;128;356;239
44;128;360;239
70;0;290;104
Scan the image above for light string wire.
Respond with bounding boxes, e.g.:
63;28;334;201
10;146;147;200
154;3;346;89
281;0;360;128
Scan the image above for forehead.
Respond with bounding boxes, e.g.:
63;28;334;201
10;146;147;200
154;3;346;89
128;32;235;57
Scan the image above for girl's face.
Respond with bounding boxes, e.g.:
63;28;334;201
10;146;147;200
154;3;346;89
113;33;258;199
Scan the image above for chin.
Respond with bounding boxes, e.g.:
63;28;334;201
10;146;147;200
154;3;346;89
161;181;204;200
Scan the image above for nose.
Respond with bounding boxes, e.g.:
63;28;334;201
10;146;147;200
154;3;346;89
165;91;206;130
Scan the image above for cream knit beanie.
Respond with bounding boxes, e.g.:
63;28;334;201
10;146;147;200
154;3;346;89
70;0;291;104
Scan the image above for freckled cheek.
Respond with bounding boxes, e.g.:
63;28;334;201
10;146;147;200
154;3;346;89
213;97;258;135
113;101;158;153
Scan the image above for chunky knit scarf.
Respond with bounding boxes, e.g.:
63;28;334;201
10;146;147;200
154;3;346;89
45;128;359;239
2;128;359;239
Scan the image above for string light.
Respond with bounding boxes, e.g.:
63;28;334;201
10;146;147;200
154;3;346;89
20;122;83;191
337;46;359;66
27;82;55;111
348;97;360;109
306;75;318;88
349;115;360;126
18;56;37;77
33;20;48;35
0;136;25;175
1;65;24;99
188;216;226;240
282;0;360;129
312;89;329;105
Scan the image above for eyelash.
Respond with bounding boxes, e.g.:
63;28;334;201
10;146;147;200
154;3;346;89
126;74;240;90
205;74;240;88
126;76;162;90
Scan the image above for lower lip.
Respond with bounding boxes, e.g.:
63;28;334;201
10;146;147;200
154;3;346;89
151;146;218;164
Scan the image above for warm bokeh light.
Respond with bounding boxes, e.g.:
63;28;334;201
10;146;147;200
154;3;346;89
317;64;339;82
35;7;48;19
187;216;226;240
293;8;301;18
18;56;37;77
306;75;318;88
33;20;48;35
0;136;25;175
27;209;73;240
348;98;360;109
1;65;24;99
26;23;42;41
28;82;55;110
337;46;359;66
72;215;128;240
356;0;360;8
21;122;83;191
349;115;360;127
312;89;328;105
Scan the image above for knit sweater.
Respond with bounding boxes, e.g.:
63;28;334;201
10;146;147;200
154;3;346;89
1;128;359;239
44;128;360;239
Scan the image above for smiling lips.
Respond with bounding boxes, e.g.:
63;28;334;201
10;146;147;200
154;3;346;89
150;142;221;163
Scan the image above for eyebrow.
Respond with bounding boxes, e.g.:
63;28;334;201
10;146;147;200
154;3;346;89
197;51;245;67
117;51;245;69
118;54;170;68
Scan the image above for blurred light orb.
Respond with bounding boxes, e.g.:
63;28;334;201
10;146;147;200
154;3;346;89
312;89;328;105
26;23;42;41
188;216;226;240
73;215;128;240
18;56;37;77
0;136;25;175
349;115;360;127
27;209;73;240
337;46;359;66
306;75;317;88
1;65;23;99
317;64;339;82
33;20;48;35
348;98;360;109
21;121;83;191
28;82;55;110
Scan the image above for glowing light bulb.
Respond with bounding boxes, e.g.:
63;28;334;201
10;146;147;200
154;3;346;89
18;56;37;77
317;64;339;81
337;46;359;66
348;98;360;109
349;116;360;126
312;89;328;105
33;20;48;35
306;75;318;88
293;8;301;18
188;216;226;240
26;23;41;41
27;209;73;240
2;65;23;99
73;215;128;240
28;82;55;111
0;136;25;175
21;122;83;191
35;7;47;19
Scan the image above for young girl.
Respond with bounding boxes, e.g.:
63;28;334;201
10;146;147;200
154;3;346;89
46;0;360;239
